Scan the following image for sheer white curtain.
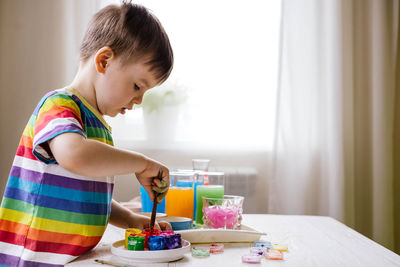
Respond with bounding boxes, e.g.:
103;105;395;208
273;0;400;253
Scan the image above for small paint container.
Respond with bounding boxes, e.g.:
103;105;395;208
254;241;271;249
242;254;262;264
125;228;142;248
271;243;288;252
143;228;160;235
160;230;175;236
164;234;177;249
249;246;265;256
143;228;160;249
174;233;182;248
148;235;166;251
192;247;210;258
265;249;283;260
209;243;224;254
127;235;145;251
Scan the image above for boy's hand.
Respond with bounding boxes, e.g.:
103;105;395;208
128;212;172;231
135;158;169;203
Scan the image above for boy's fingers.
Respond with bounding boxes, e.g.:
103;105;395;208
160;180;169;188
156;191;168;203
151;185;169;194
161;175;169;187
153;178;169;188
153;221;161;230
145;187;156;202
158;221;172;230
153;178;162;187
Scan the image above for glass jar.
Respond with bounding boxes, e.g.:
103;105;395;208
202;195;244;229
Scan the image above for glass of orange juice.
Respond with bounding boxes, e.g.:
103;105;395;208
166;171;195;219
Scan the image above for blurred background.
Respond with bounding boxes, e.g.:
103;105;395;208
0;0;399;255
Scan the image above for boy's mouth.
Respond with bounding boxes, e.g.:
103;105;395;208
120;108;126;115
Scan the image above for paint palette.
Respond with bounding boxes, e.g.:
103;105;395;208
111;239;191;263
176;224;266;243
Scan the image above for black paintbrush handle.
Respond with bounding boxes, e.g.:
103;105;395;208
150;193;158;232
150;168;163;232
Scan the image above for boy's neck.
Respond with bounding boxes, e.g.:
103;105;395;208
69;61;100;113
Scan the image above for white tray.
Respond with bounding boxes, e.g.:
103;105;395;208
176;225;266;244
111;239;191;263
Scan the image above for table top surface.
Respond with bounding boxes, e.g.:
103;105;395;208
66;214;400;267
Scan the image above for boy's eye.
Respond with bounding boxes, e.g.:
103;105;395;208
134;84;141;91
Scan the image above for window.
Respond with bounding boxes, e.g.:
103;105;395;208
103;0;281;151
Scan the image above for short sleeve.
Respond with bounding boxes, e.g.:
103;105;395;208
32;94;87;164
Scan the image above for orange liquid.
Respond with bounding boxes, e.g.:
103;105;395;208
166;187;194;219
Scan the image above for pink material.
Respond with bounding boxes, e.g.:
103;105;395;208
242;254;263;264
209;243;224;254
265;249;284;260
203;206;239;229
160;230;175;236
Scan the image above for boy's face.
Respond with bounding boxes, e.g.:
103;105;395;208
94;49;158;117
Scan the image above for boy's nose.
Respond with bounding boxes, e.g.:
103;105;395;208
133;95;144;105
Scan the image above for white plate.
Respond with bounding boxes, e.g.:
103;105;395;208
111;239;191;263
176;225;266;244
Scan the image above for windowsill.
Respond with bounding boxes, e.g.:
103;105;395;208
113;138;272;154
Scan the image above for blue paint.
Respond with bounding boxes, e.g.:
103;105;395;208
148;235;166;250
140;186;165;213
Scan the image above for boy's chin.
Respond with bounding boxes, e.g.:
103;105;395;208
105;112;119;117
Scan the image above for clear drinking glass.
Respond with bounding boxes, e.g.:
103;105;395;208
202;195;244;229
166;171;195;219
194;171;225;224
192;159;210;171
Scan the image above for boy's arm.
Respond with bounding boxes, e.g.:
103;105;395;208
109;200;172;230
109;200;136;229
49;132;169;202
49;132;147;177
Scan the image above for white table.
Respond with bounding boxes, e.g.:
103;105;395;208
67;214;400;267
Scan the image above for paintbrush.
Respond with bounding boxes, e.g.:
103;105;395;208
150;168;163;232
94;259;136;267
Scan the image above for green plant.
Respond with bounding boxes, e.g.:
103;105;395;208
139;80;188;113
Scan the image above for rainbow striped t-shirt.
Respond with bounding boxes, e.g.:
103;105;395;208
0;88;114;266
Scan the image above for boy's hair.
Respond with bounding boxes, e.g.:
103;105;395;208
80;0;173;84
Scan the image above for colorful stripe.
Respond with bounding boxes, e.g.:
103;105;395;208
3;188;110;215
4;179;111;214
69;88;112;133
0;241;76;265
3;196;109;225
0;253;63;267
1;207;106;237
16;146;37;161
0;219;101;247
0;231;95;256
10;166;113;194
0;88;114;266
12;155;115;184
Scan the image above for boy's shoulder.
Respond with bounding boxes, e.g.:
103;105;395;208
37;88;81;106
42;88;78;102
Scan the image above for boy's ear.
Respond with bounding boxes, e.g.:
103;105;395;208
94;46;114;74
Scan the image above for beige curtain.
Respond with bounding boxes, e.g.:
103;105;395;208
273;0;400;254
0;0;99;196
394;1;400;255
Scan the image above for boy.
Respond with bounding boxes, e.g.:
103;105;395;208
0;1;173;266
